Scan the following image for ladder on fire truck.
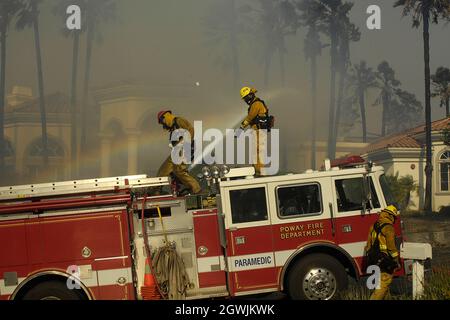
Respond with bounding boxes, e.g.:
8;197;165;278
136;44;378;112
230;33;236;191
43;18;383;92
0;174;170;214
0;174;171;201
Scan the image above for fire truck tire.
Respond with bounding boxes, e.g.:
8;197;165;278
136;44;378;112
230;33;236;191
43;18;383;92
21;280;87;300
287;253;348;300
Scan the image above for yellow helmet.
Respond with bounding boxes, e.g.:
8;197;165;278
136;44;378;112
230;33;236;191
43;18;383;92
383;205;400;217
240;86;257;99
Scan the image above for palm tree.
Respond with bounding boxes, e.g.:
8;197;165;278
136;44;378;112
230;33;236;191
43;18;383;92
203;0;249;91
332;3;360;157
318;0;340;159
80;0;116;158
394;0;450;214
0;0;21;171
347;61;378;142
388;88;423;134
16;0;49;166
315;0;359;159
296;0;327;169
374;61;401;137
252;0;298;87
431;66;450;117
53;0;85;178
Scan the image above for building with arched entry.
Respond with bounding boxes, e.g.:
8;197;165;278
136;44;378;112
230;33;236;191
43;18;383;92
1;82;210;185
362;117;450;213
3;86;73;184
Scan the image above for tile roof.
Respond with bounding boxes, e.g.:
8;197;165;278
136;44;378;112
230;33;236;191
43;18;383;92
362;117;450;154
6;92;70;114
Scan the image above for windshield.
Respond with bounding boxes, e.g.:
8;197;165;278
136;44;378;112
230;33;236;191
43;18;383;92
379;174;398;208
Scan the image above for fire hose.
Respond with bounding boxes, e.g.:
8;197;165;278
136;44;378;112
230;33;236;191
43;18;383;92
141;196;190;300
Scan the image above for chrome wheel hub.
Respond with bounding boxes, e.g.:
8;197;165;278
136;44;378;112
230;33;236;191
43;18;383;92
302;268;337;300
41;296;61;300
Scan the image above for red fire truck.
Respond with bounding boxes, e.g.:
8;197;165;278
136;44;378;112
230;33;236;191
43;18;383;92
0;158;408;300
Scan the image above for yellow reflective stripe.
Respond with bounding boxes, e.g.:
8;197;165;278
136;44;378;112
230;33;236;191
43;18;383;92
390;252;399;258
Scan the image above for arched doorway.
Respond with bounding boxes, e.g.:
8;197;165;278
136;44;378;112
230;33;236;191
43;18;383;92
25;136;66;183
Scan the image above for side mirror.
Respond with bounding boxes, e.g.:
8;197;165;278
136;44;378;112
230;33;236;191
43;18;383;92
361;175;372;215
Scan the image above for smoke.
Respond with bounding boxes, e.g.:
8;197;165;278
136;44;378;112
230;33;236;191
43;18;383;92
3;0;450;184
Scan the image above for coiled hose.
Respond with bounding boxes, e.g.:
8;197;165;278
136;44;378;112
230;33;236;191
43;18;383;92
152;242;191;300
141;196;190;299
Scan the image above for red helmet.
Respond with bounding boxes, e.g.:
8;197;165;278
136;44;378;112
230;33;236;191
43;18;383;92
157;110;171;124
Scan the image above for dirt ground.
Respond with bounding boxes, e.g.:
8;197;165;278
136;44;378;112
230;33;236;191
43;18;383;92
402;214;450;266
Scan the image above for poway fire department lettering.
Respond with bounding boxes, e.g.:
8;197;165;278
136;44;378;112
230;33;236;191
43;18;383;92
280;222;325;240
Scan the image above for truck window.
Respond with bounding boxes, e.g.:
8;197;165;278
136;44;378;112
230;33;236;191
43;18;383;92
335;177;380;212
276;184;322;218
229;187;268;224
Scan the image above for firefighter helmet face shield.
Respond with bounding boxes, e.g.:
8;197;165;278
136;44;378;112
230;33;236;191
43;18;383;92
240;86;251;99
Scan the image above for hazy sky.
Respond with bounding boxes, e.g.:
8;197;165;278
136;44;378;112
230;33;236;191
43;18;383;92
6;0;450;139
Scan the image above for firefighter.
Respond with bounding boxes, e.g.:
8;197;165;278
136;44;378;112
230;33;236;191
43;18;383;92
239;86;273;176
157;110;201;194
365;205;401;300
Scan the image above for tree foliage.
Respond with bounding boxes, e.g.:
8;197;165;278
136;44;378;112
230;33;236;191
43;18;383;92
385;172;418;211
394;0;450;28
431;66;450;116
442;123;450;146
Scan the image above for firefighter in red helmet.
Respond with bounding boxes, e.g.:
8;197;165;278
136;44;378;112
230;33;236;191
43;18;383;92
156;110;201;194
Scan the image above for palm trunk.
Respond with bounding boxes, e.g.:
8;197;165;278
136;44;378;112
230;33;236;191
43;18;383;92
446;98;449;117
423;8;433;214
70;31;80;178
327;28;338;159
359;88;367;143
32;4;48;167
229;0;240;91
381;91;388;136
279;49;285;87
0;20;7;170
310;52;317;169
333;59;346;158
80;19;94;160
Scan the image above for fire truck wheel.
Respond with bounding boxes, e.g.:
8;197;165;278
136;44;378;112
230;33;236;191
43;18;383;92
287;253;348;300
21;280;87;300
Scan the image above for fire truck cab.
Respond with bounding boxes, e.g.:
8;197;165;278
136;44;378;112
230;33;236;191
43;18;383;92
0;158;407;300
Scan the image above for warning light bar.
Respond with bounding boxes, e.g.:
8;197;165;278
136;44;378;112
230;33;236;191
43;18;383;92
330;155;366;168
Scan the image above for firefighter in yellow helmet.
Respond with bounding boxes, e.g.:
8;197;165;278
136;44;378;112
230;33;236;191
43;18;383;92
239;86;273;176
365;205;401;300
156;110;201;194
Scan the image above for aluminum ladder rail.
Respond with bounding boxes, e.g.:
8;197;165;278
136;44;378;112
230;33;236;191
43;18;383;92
0;174;170;202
